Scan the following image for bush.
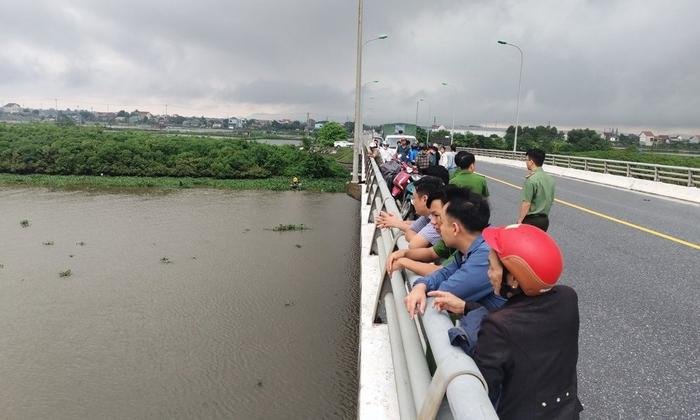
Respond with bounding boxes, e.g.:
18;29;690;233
0;123;347;179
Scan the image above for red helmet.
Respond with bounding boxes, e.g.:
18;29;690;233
482;224;563;296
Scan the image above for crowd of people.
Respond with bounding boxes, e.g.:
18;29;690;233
373;140;581;419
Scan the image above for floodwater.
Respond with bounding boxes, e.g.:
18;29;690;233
0;187;360;419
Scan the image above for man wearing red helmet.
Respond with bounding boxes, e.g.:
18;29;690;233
431;223;582;419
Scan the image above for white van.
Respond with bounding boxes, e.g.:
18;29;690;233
384;135;417;150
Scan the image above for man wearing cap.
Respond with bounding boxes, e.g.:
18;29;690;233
518;148;555;231
430;224;582;419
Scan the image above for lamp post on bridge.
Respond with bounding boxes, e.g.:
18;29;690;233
497;40;524;153
352;0;388;183
441;82;455;145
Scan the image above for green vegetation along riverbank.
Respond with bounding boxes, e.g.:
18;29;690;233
0;123;346;179
0;174;349;193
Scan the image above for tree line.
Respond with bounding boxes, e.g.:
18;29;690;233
0;123;347;179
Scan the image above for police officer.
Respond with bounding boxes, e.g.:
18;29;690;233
518;148;555;231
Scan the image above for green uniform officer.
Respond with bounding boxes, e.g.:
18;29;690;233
450;151;489;198
518;148;555;231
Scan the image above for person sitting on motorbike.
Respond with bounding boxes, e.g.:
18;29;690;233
396;138;411;163
375;176;444;249
378;141;396;163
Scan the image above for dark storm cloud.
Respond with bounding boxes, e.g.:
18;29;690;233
1;0;698;131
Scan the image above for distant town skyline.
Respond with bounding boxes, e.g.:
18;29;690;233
1;1;699;133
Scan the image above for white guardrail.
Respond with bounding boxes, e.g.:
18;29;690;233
459;148;700;188
361;150;498;420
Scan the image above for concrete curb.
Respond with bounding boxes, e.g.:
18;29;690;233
476;155;700;204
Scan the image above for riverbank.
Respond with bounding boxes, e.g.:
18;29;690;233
0;173;349;193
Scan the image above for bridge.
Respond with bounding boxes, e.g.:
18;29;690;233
356;147;699;419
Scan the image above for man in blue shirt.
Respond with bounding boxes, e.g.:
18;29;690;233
404;186;500;319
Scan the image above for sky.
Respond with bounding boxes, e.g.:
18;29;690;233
1;0;699;133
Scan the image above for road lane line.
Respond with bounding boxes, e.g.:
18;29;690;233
480;173;700;251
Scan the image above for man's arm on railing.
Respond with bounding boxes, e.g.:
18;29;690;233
393;258;441;276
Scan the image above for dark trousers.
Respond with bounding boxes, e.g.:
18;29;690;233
522;214;549;231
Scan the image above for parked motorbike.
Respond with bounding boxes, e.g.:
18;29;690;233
389;158;421;219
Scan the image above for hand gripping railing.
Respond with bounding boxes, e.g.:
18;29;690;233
363;150;498;420
458;147;700;188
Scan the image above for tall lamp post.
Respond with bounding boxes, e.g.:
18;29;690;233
414;98;424;131
352;0;387;183
441;82;455;144
497;40;524;152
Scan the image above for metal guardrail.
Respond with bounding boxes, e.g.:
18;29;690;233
459;148;700;188
362;150;497;420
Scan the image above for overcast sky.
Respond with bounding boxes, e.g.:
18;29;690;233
1;0;698;133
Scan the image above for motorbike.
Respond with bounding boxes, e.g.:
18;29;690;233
390;158;422;219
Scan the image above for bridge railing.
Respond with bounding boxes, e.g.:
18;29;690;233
362;150;497;420
458;148;700;188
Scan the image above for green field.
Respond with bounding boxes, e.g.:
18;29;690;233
569;149;700;168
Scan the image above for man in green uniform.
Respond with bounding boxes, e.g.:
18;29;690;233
450;151;489;198
518;148;555;231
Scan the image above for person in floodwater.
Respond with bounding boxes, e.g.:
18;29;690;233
429;223;582;419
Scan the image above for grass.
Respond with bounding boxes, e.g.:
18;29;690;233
569;149;700;168
331;147;355;165
0;174;349;193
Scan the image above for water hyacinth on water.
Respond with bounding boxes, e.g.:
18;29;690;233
59;269;72;278
270;224;309;232
20;219;30;228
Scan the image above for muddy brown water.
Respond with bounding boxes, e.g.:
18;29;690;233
0;187;360;419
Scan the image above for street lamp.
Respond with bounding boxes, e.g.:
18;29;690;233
498;40;524;152
364;34;388;46
352;0;388;182
415;98;424;130
441;82;455;144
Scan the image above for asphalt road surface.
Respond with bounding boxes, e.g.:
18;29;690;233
475;161;699;419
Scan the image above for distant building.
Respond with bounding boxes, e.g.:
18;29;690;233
228;117;244;129
2;103;21;114
314;122;326;130
602;129;619;142
639;131;655;146
689;135;700;145
656;134;670;145
449;126;507;138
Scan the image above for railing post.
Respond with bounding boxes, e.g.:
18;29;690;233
567;156;572;168
689;170;693;187
584;159;588;171
654;166;659;182
626;163;631;177
603;160;608;174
